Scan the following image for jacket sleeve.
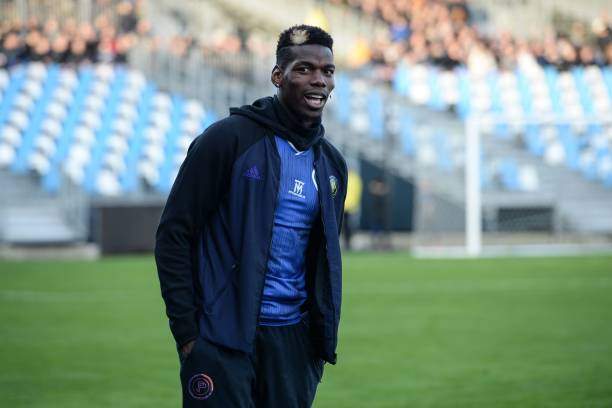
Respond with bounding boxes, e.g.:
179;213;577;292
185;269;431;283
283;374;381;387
154;122;236;348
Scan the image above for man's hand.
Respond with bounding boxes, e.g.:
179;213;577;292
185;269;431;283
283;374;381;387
181;339;196;357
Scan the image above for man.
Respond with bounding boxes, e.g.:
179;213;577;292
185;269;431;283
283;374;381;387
155;25;347;407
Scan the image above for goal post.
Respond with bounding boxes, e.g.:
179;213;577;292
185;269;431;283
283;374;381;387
465;116;482;257
460;114;612;258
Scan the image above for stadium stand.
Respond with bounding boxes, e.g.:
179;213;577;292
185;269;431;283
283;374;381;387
1;0;612;248
391;64;612;188
0;62;215;196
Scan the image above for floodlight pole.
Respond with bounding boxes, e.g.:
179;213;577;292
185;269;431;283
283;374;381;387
465;115;482;257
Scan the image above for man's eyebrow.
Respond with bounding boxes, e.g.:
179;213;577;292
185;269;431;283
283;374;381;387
293;61;336;69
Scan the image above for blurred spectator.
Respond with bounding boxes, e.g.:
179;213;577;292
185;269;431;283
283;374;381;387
0;0;144;69
368;175;391;250
331;0;611;78
343;169;363;251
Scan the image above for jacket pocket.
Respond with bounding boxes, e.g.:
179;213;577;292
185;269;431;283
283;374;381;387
201;259;239;315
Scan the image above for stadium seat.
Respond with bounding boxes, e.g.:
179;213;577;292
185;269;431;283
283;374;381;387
0;143;15;167
1;125;22;147
34;135;56;157
28;150;50;174
97;169;121;196
417;144;437;166
0;69;9;90
518;165;539;191
544;141;566;166
8;110;30;131
498;159;521;190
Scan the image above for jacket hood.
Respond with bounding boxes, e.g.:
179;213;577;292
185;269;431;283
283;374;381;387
229;96;325;151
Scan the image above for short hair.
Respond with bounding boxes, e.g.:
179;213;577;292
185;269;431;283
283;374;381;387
276;25;333;68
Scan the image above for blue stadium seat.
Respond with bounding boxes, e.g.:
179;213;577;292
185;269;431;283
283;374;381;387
499;159;520;191
426;68;445;111
399;111;415;156
367;89;384;139
333;74;351;125
12;65;60;174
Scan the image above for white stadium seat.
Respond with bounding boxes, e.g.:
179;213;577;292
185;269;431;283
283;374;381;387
74;126;96;145
112;117;135;137
104;152;126;173
138;161;159;185
68;144;92;166
90;81;110;98
13;93;35;112
116;103;138;121
58;69;78;88
144;127;166;143
106;134;129;154
52;86;74;105
417;144;437;166
28;151;50;175
125;70;146;88
22;79;43;99
152;93;172;110
184;99;205;118
83;94;105;112
544;142;565;165
26;62;47;79
0;70;9;90
0;143;15;167
64;161;85;184
94;64;115;81
97;170;121;196
80;110;102;130
142;144;164;164
518;165;539;191
35;135;56;157
8;110;30;131
46;101;68;121
149;111;171;130
2;125;22;146
181;118;200;135
176;134;192;152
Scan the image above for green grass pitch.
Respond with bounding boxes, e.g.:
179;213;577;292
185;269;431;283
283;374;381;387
1;253;612;407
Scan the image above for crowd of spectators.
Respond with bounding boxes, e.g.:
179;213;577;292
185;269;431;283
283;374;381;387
3;0;611;82
0;0;146;69
330;0;612;78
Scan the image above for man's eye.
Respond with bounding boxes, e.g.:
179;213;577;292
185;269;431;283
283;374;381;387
296;67;309;73
325;69;335;75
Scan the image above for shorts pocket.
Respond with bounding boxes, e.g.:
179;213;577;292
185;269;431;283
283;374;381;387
179;337;201;365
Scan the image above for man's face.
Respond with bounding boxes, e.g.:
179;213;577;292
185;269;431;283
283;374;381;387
273;44;335;125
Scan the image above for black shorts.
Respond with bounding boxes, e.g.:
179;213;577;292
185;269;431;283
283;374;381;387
178;320;324;407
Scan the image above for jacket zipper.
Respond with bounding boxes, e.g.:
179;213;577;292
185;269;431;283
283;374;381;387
254;134;281;332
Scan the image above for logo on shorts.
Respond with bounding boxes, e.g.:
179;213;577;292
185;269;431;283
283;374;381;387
188;373;214;400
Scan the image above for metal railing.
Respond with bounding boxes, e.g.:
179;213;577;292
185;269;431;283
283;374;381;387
129;46;274;116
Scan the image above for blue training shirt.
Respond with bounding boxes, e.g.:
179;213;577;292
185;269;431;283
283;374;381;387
258;136;320;326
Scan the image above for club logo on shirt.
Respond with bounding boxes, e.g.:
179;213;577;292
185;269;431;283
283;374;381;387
188;373;214;400
329;176;339;198
289;179;306;199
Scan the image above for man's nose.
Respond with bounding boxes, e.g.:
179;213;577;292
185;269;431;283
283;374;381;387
310;70;325;87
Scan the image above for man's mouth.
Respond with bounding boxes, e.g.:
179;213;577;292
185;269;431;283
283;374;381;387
303;93;327;109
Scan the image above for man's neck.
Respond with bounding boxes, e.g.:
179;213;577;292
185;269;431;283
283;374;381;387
278;96;318;129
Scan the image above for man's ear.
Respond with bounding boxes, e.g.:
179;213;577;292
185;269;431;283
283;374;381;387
271;65;283;88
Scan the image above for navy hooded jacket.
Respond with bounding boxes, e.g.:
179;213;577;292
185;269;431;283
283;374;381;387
155;96;347;364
